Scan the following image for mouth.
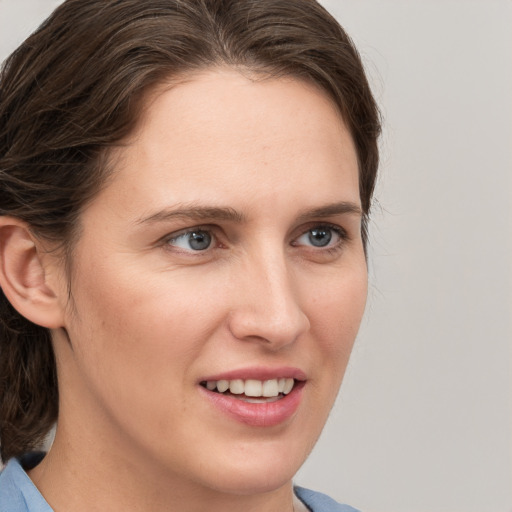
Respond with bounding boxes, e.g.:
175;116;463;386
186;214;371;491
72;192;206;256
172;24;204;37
199;372;306;427
200;377;296;403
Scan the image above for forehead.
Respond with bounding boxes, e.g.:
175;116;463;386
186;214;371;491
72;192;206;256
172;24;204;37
96;68;360;222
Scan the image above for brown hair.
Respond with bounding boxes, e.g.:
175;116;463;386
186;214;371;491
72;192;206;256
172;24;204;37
0;0;381;462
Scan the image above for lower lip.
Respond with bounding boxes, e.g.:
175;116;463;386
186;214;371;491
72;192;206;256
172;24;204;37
199;382;305;427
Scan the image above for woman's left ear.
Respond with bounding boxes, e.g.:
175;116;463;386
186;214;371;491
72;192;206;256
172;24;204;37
0;217;65;329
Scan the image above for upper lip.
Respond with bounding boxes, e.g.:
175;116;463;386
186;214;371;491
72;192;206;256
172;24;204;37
199;366;307;383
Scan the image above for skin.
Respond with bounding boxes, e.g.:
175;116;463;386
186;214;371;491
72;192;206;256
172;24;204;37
25;68;367;512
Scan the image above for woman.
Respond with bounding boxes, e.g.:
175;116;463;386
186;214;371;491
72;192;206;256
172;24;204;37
0;1;380;511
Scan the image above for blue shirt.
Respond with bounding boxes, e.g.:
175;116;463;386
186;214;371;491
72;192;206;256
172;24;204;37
0;454;360;512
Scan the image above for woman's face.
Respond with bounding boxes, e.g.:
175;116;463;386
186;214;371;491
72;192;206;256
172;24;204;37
52;69;367;494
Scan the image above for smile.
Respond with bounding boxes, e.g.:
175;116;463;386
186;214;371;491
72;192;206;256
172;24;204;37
200;378;295;402
199;372;305;427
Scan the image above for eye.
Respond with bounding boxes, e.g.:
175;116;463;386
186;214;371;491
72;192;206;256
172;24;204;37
293;225;344;249
167;229;213;251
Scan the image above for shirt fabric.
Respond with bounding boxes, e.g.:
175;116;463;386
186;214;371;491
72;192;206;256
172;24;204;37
0;454;360;512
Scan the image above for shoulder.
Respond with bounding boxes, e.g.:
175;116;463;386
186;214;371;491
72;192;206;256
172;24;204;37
294;486;361;512
0;459;28;512
0;454;52;512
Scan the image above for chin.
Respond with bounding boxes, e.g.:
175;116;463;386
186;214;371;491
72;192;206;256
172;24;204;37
194;438;313;496
203;462;297;496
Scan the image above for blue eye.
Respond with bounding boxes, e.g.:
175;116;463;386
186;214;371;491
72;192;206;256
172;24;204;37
308;227;332;247
168;230;213;251
295;225;342;248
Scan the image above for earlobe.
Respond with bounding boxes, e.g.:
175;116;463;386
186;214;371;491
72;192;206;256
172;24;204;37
0;217;65;329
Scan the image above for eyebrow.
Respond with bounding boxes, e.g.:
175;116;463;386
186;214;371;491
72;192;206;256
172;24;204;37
136;201;362;225
136;205;246;225
296;201;362;222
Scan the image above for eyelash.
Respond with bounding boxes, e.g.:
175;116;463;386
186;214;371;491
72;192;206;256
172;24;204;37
161;223;349;255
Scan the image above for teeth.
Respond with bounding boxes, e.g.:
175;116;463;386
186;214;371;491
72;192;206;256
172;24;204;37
262;379;279;397
283;378;294;394
204;378;295;397
241;395;281;404
244;379;262;397
229;379;244;395
216;380;229;393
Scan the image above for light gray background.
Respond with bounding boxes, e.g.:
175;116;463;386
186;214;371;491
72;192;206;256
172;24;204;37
1;1;511;511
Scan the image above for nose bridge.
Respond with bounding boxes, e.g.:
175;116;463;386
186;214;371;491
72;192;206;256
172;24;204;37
228;243;310;347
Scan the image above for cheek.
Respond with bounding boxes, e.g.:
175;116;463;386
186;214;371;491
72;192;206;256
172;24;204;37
62;269;222;446
305;262;367;382
309;261;367;337
291;264;367;457
66;262;225;390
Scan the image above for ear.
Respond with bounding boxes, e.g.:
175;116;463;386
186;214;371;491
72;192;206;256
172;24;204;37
0;217;65;329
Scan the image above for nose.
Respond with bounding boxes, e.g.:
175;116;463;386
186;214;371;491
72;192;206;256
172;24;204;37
227;251;310;350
